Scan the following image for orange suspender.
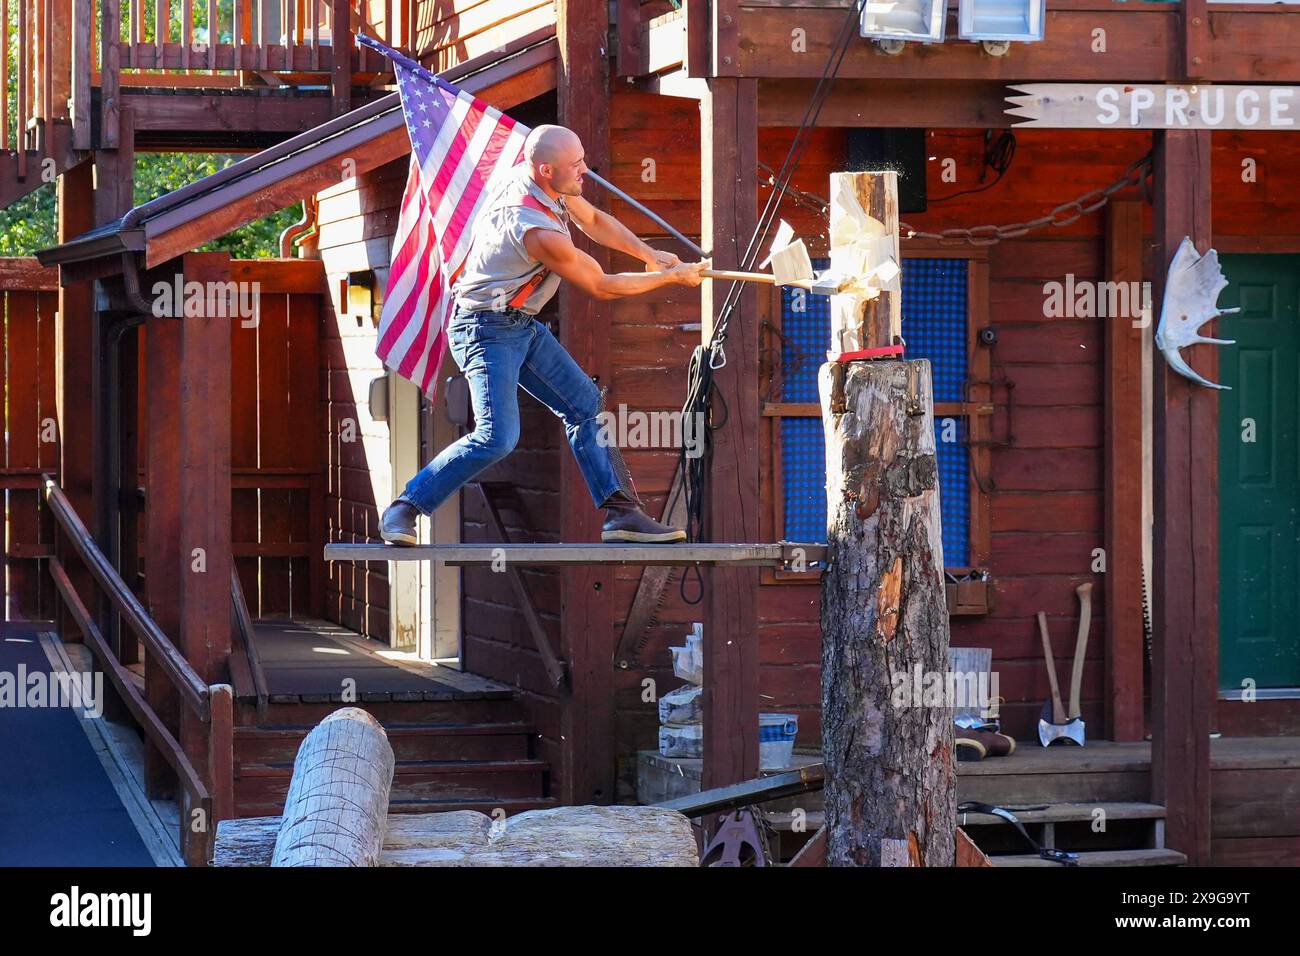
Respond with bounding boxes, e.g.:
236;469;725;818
449;192;564;310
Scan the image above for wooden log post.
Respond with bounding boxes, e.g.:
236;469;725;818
818;171;954;868
177;252;234;861
272;708;395;866
700;76;762;795
557;0;615;806
1150;129;1214;866
144;303;183;801
55;157;97;649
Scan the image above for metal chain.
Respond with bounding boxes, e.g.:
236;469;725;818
756;153;1152;247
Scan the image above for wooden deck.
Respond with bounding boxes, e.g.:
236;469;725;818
250;618;513;703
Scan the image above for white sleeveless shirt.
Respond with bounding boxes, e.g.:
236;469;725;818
452;167;572;315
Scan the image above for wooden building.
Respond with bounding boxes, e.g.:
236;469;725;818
3;0;1296;865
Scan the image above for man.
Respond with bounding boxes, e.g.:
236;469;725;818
380;124;710;546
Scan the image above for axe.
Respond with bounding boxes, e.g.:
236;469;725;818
1037;610;1084;747
701;221;857;294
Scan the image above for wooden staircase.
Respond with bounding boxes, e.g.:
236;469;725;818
957;744;1184;866
233;701;555;818
961;802;1185;867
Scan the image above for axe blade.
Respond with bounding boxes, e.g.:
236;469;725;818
1038;705;1086;747
769;238;814;287
759;220;797;271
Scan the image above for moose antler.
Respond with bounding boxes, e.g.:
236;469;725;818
1155;237;1239;390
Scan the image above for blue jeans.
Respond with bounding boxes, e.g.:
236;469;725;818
397;306;624;515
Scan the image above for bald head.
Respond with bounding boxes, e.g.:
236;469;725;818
524;125;587;198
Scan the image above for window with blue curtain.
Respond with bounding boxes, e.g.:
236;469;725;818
779;258;970;566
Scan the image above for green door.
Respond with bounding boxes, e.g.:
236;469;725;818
1217;255;1300;691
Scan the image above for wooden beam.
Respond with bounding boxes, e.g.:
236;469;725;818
117;322;141;664
144;306;184;799
1104;199;1147;742
178;252;234;856
684;0;708;78
99;0;121;147
228;258;326;293
54;160;97;653
616;0;640;77
93;106;135;229
655;763;825;817
0;257;59;290
1183;0;1209;82
72;0;92;148
557;0;615;807
331;0;351;116
700;76;761;793
712;0;738;76
757;79;1014;129
125;92;336;135
1151;129;1214;866
324;542;816;565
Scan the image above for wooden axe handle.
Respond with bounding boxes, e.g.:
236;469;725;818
701;269;826;290
1037;611;1067;725
1069;583;1093;719
702;269;777;285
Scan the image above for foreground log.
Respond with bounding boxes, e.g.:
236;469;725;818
272;707;395;867
819;359;955;866
217;806;698;867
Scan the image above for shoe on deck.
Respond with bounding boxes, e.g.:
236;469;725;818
380;500;420;546
601;499;687;543
954;731;988;761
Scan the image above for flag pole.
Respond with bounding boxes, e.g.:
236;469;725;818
358;32;708;261
583;171;707;260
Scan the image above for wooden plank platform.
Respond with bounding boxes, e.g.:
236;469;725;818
251;618;515;702
324;542;824;567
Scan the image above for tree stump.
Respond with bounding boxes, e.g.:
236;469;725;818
818;359;955;866
271;707;395;867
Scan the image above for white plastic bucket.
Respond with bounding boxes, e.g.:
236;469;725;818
759;713;798;769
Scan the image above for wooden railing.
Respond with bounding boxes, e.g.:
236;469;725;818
1;0;71;159
42;474;232;867
94;0;415;76
0;0;416;158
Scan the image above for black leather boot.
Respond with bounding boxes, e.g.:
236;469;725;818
380;499;421;546
601;493;686;543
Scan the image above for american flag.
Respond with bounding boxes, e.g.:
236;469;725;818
364;36;531;395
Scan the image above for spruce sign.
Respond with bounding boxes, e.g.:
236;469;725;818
1006;84;1300;130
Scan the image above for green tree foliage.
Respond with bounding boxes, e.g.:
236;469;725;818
134;153;304;258
0;153;302;258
